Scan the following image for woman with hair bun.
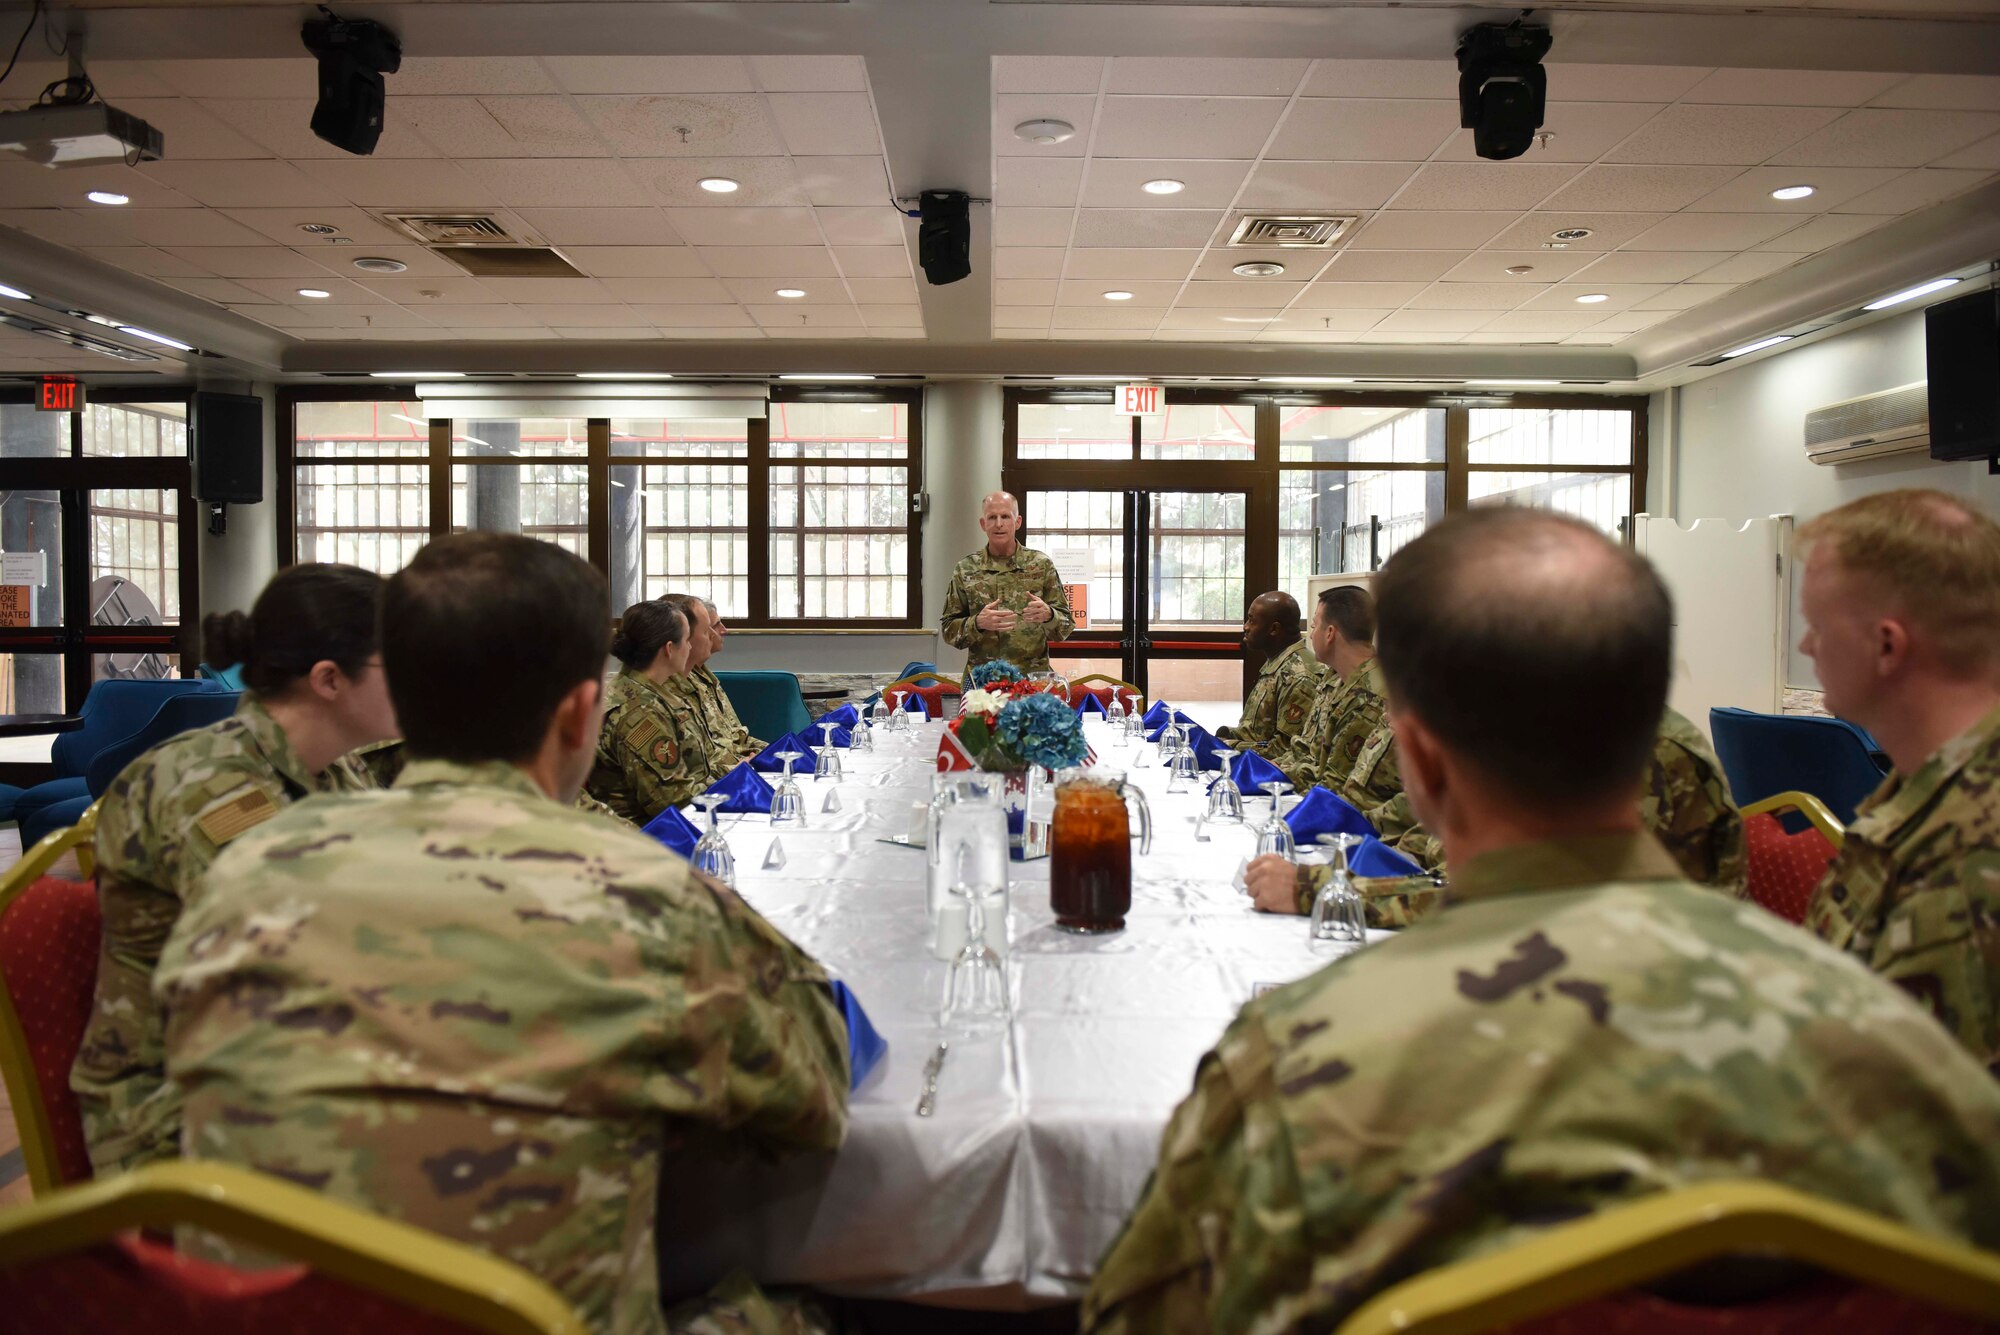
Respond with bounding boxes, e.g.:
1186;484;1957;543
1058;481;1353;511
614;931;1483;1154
73;562;400;1176
586;598;715;825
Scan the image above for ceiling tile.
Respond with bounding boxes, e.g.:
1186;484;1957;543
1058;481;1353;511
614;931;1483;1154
1753;212;1894;250
994;208;1074;247
1268;100;1459;162
1257;325;1376;341
663;206;824;246
1605;104;1841;166
1681;68;1905;106
1237;161;1417;211
996;157;1086;208
1485;212;1670;251
158;245;342;278
1691;251;1804;283
1388;162;1582;211
1319;251;1458;281
993;307;1053;330
1106;58;1308;97
355;277;508;303
626;157;807;207
766;92;882;156
1440;250;1596;282
1292;281;1431;308
1373;310;1493;333
1569;251;1716;283
833;246;912;277
0;162;194;209
1093;97;1287;159
1189;250;1325;280
1770;108;2000;166
1058;279;1186;305
995;279;1061;305
459;159;652;208
794;157;892;207
1072;209;1222;248
542;56;753;94
578;95;787;157
431;304;557;327
816;207;905;246
699;245;840;277
393;58;559;96
295;157;497;208
1439;103;1665;164
57;61;175;98
116;210;274;248
399;97;609;159
140;160;347;209
508;304;647;328
1587;309;1678;333
995;94;1098;158
0;208;136;246
162;276;272;306
1478;309;1604;333
1543;165;1745;212
860;305;925;328
995;248;1066;279
1177;280;1307;307
1408;282;1542;310
1052;307;1167;330
1081;159;1252;209
993;56;1106;95
843;277;919;304
110;99;267;160
1063;249;1201;282
149;58;319;100
1514;282;1668;312
1680;164;1906;212
1832;167;1996;213
565;248;712;278
1872;74;2000;111
1158;310;1280;330
630;305;756;327
79;247;213;279
199;98;437;160
1935;132;2000;170
1541;64;1711;103
513;208;675;245
747;56;868;92
618;278;734;303
234;275;383;304
1346;211;1516;249
1046;328;1159;340
1634;284;1736;311
1623;212;1802;250
220;207;410;247
1301;60;1458;100
1456;332;1562;345
477;278;615;303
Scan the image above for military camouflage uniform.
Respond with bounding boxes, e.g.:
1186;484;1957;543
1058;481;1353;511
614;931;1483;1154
1808;703;2000;1072
683;665;763;763
1281;656;1387;796
1086;833;2000;1334
358;736;631;825
71;695;374;1175
589;669;719;824
157;758;850;1335
1226;638;1324;760
938;544;1074;672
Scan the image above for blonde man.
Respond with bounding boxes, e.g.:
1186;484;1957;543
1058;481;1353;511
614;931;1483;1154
1798;489;2000;1073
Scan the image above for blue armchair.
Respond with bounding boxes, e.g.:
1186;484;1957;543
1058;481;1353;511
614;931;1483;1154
20;689;245;846
1708;706;1892;827
1;679;222;834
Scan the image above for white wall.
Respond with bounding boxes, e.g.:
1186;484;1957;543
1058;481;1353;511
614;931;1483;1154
918;380;1005;674
1662;308;1999;686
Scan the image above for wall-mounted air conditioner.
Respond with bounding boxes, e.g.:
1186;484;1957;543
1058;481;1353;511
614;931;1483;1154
1804;382;1929;465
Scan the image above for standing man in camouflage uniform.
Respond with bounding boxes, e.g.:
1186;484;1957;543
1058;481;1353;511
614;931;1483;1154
72;563;395;1176
1086;508;2000;1335
589;599;716;824
1218;591;1322;759
1799;489;2000;1072
939;491;1074;672
157;534;849;1335
1273;585;1384;793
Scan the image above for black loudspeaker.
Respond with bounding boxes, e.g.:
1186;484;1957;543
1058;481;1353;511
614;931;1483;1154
1926;287;1999;464
918;190;972;286
193;392;265;505
301;12;402;156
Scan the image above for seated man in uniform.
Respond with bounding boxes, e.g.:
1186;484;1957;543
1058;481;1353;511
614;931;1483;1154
1271;585;1383;792
1085;508;2000;1334
700;598;767;755
1798;489;2000;1072
157;533;849;1335
1217;591;1322;762
661;593;757;775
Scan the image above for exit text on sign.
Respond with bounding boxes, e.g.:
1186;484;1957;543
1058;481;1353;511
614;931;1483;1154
1116;384;1162;415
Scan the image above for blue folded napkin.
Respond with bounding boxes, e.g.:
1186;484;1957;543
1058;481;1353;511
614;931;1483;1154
1145;706;1194;743
1230;749;1287;795
641;804;703;858
1284;785;1378;843
1350;836;1425;879
900;691;931;718
829;980;887;1092
1181;722;1227;771
1074;691;1108;717
1141;699;1173;729
821;703;861;728
810;724;854;748
702;763;777;814
751;731;818;773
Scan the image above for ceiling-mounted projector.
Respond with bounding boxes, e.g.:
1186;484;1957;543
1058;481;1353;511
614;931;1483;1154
0;103;163;168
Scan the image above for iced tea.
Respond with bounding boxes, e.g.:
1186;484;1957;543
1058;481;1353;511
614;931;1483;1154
1050;778;1132;932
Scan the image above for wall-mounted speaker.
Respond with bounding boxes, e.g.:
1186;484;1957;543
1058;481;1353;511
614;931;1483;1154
1926;287;1999;465
918;190;971;286
192;391;266;505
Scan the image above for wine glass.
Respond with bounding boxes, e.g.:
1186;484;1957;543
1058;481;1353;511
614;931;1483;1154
850;710;875;753
813;723;844;782
1206;744;1244;823
1105;690;1126;726
690;794;735;888
1309;832;1367;954
940;860;1009;1031
886;689;908;732
1167;730;1203;794
770;751;806;827
1256;781;1296;860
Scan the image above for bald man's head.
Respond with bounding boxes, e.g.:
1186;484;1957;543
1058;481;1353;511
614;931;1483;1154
1375;508;1672;803
980;490;1023;555
1242;591;1302;656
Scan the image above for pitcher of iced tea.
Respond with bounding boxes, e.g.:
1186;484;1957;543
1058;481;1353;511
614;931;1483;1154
1049;768;1152;933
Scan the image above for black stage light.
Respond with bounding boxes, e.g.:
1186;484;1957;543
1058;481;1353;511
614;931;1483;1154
918;190;972;286
301;7;402;156
1456;22;1553;162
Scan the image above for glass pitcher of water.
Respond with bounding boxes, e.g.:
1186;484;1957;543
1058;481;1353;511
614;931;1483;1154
928;772;1008;925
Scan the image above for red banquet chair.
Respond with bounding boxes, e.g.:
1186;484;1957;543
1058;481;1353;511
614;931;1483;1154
1063;674;1143;714
1739;791;1845;926
0;806;104;1196
882;675;959;719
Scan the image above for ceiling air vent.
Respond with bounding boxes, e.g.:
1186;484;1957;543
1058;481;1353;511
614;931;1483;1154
1228;215;1356;248
439;248;586;279
382;213;517;246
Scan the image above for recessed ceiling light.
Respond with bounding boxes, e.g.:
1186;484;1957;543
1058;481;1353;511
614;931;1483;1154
1262;376;1353;385
1505;264;1536;275
1232;261;1286;277
0;282;29;300
369;371;463;378
299;223;341;235
1142;178;1185;195
1721;335;1792;359
1551;228;1593;241
778;373;875;381
698;177;740;193
775;288;807;299
1013;118;1075;146
1103;290;1135;301
352;256;408;274
1469;378;1560;386
576;372;674;379
1574;293;1610;304
297;288;331;299
1863;276;1962;311
1770;185;1816;201
120;326;194;351
86;191;128;206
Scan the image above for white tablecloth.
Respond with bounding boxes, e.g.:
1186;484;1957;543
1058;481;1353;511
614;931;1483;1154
656;719;1383;1308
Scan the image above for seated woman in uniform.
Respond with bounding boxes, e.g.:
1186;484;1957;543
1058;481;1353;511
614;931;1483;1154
586;598;715;826
71;563;400;1176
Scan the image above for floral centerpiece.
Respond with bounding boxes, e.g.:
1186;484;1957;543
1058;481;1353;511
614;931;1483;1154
951;660;1089;773
967;659;1025;690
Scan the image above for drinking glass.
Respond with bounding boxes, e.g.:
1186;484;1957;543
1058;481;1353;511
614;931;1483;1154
850;712;875;753
1206;745;1244;823
1256;781;1296;860
813;723;844;781
1309;832;1367;955
770;752;806;826
690;794;735;888
940;853;1009;1030
1125;698;1148;743
1105;691;1126;726
868;696;889;734
929;772;1008;924
885;689;908;732
1167;732;1203;794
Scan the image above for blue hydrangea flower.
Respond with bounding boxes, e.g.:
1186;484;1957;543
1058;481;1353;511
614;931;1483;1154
968;659;1026;689
994;691;1089;771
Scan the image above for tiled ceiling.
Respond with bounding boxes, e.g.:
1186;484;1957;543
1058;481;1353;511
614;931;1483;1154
989;57;2000;345
0;55;923;346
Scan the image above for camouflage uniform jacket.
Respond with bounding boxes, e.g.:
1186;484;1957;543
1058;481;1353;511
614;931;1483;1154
1230;639;1324;760
358;736;630;825
1283;655;1387;795
1084;832;2000;1335
72;695;373;1175
686;665;764;761
157;758;850;1335
588;668;719;824
938;544;1074;672
1807;702;2000;1072
1645;707;1748;898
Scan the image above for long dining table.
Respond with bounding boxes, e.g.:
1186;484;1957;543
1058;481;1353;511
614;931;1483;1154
654;715;1385;1309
